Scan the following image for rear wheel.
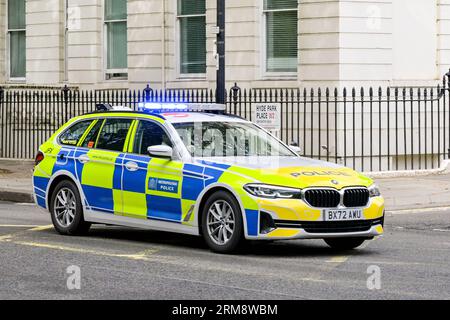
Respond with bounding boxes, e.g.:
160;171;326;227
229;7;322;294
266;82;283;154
201;191;244;253
50;180;91;235
324;238;365;250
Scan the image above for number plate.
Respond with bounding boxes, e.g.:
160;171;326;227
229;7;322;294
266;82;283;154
323;209;364;221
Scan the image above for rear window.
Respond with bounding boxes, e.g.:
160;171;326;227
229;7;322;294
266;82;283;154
59;120;94;146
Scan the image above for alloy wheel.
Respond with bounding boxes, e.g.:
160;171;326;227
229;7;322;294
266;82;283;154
206;200;235;245
53;187;76;227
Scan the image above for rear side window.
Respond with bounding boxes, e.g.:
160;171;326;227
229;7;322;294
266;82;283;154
59;120;94;146
81;120;104;149
96;118;133;152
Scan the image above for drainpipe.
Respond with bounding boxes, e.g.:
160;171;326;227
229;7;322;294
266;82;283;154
216;0;225;104
161;0;166;90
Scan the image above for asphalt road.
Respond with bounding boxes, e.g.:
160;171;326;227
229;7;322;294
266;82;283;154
0;202;449;300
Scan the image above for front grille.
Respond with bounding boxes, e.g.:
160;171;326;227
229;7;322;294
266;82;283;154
343;188;370;207
274;218;383;234
304;189;340;208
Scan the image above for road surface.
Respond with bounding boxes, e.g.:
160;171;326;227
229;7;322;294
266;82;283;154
0;201;449;299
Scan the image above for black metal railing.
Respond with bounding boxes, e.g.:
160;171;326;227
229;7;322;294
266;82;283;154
1;71;450;173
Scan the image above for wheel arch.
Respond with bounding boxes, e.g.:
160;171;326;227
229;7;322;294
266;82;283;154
195;183;249;237
46;170;85;211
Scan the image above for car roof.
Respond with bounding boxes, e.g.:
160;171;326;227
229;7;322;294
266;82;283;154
161;112;248;124
80;111;248;124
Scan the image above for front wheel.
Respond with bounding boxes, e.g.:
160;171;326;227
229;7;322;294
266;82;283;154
50;180;91;235
324;238;366;250
201;191;244;254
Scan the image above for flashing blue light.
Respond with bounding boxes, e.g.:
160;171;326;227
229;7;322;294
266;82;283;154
137;102;226;113
138;102;188;112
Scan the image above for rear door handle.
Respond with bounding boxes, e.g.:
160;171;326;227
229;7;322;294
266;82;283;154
125;161;139;172
78;154;90;164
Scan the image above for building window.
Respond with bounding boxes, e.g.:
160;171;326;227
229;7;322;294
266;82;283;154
264;0;298;74
7;0;26;79
177;0;206;75
104;0;127;80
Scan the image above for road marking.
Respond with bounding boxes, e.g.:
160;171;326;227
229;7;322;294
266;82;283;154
28;225;53;232
0;224;42;228
325;238;373;264
9;240;159;261
433;228;450;233
0;224;52;241
0;234;14;241
387;206;450;215
327;256;349;263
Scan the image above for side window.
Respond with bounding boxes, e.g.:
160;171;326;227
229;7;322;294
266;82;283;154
59;120;94;146
133;121;173;155
81;119;104;148
96;118;133;152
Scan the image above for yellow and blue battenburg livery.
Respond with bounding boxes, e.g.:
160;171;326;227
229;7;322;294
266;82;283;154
33;102;385;253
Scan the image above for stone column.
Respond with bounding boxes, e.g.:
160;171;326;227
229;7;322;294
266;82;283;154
66;0;102;88
26;0;65;85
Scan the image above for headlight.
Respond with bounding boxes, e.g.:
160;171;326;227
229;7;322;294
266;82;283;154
368;184;381;197
244;184;301;199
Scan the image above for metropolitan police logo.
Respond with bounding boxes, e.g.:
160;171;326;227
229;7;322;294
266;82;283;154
148;178;158;190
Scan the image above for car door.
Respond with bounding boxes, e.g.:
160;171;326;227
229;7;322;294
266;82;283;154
122;119;185;223
79;118;134;215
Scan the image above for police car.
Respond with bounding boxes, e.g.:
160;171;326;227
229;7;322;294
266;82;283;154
32;102;384;253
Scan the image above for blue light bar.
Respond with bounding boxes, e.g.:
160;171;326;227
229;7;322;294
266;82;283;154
137;102;226;113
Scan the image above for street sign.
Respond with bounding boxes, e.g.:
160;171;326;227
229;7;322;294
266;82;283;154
253;103;281;130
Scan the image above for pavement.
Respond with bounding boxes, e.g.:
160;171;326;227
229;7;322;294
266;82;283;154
1;159;450;212
0;160;34;203
0;201;449;299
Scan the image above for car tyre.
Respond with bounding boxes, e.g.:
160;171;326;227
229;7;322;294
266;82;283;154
201;190;244;254
324;237;365;250
50;180;91;235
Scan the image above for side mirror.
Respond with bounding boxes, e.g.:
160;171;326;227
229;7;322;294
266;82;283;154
147;145;173;159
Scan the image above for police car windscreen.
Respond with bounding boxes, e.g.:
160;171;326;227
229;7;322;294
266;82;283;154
173;122;296;157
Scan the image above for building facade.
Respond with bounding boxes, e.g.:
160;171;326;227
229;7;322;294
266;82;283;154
0;0;449;90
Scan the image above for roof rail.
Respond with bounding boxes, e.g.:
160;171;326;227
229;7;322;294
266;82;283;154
95;104;132;112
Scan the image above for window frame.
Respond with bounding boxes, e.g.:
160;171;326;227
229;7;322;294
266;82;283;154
6;0;26;82
103;0;128;81
129;119;177;156
58;119;96;147
176;0;207;79
261;0;298;79
94;117;135;153
78;119;105;149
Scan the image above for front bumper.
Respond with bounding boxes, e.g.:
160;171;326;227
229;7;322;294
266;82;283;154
246;196;385;240
259;224;384;240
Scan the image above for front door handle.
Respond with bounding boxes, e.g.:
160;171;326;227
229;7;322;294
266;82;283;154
125;161;139;172
78;154;90;164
